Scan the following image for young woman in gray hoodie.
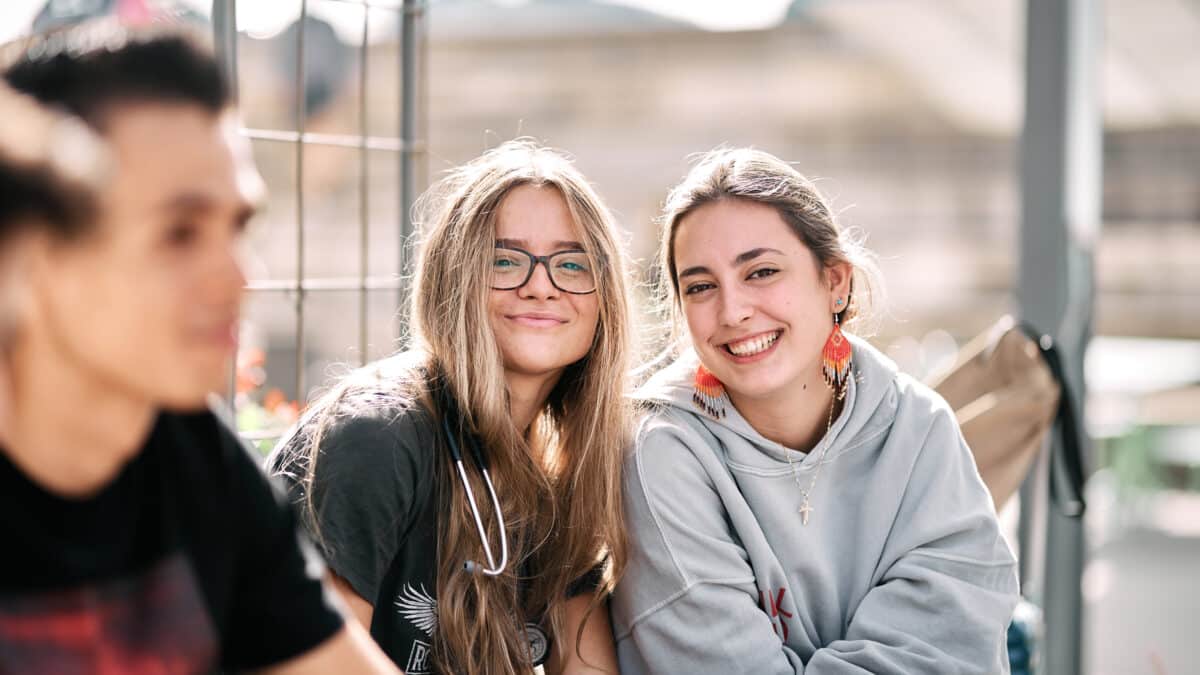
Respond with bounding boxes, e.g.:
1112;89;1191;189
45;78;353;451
612;148;1019;674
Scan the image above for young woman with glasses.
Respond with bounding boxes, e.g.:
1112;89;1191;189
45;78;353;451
611;148;1018;674
269;140;633;675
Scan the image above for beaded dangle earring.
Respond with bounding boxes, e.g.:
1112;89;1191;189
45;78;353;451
821;298;852;391
692;364;727;419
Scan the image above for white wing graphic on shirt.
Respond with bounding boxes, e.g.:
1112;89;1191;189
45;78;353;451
394;583;438;636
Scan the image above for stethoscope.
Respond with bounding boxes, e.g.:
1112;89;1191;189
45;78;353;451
441;411;509;577
439;397;549;663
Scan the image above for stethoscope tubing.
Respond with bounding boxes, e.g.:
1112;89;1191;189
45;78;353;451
443;414;510;576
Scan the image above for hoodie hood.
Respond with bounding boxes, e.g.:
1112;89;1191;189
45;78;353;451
635;333;901;468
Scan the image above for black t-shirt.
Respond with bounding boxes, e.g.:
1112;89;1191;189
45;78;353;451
272;403;446;673
0;410;344;673
269;398;595;674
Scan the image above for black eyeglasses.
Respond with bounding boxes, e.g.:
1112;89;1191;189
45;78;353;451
491;246;597;295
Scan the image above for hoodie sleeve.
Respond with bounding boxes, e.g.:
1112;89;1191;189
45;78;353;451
613;418;807;675
806;403;1019;674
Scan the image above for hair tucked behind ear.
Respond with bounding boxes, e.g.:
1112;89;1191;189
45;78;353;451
657;148;883;344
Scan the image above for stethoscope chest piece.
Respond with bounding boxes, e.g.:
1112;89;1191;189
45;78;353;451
525;622;549;665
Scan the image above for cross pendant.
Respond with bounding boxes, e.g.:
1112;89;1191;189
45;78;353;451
799;502;813;525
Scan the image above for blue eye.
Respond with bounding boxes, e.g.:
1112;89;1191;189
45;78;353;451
494;252;526;269
559;261;587;272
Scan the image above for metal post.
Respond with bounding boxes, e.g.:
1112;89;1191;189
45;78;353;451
294;0;309;401
1018;1;1100;674
212;0;238;418
359;5;370;365
398;0;422;329
211;0;238;103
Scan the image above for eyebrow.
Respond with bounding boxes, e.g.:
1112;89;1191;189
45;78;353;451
678;247;784;279
495;238;585;250
160;192;259;225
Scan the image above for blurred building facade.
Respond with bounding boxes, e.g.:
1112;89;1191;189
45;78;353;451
223;0;1199;404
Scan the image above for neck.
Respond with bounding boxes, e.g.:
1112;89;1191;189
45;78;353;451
504;369;562;435
0;356;11;447
729;364;836;452
2;332;156;498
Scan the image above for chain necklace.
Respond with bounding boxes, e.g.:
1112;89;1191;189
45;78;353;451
786;379;847;525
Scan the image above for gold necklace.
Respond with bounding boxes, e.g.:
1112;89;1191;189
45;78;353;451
786;380;846;525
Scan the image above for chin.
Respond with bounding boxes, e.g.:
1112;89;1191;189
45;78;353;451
153;373;224;412
157;391;215;413
505;351;577;378
724;369;792;401
506;360;568;378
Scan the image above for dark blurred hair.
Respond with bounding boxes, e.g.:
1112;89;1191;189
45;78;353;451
0;83;104;240
3;22;230;131
1;22;228;240
0;162;93;240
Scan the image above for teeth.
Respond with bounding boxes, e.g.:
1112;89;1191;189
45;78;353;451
728;331;778;356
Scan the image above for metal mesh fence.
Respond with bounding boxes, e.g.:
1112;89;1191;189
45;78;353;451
209;0;424;447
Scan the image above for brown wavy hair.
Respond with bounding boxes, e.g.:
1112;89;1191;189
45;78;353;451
281;139;632;674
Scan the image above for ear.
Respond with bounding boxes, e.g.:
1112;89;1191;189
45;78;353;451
824;261;853;313
0;232;44;342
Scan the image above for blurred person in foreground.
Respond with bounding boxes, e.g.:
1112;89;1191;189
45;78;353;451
612;148;1018;673
0;24;397;673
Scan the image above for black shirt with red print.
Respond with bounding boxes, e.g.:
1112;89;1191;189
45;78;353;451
0;411;344;673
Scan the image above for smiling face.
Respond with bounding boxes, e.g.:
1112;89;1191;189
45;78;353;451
488;184;600;384
673;198;851;403
26;103;261;410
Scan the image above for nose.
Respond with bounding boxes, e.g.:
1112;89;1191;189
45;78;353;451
716;284;753;327
207;241;246;308
517;259;560;300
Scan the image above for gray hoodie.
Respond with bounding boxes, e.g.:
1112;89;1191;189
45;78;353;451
612;335;1018;674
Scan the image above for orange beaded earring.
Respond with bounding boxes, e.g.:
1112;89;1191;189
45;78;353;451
821;298;852;390
692;364;727;419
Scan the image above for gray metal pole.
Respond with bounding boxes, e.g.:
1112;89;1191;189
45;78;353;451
398;0;422;329
358;5;370;365
1018;1;1100;674
295;0;309;401
211;0;238;103
212;0;238;419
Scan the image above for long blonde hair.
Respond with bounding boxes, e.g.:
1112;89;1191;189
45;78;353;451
283;139;632;674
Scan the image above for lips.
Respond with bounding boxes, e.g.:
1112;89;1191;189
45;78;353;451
507;313;567;328
193;319;238;350
722;329;782;357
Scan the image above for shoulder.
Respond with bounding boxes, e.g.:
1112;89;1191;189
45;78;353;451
892;371;957;426
626;405;728;513
295;401;438;491
269;359;440;481
883;371;974;478
151;410;282;517
848;334;955;425
153;408;249;469
847;337;966;470
321;401;436;455
630;405;716;473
